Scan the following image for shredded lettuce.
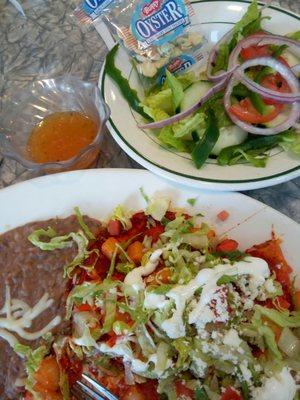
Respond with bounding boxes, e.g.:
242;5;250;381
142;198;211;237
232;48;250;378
116;262;135;274
111;205;132;230
59;369;70;400
157;377;177;400
172;338;192;368
74;207;95;240
101;291;117;335
135;323;156;357
165;70;184;111
113;321;131;335
14;344;49;393
279;131;300;155
28;227;73;251
63;231;91;278
255;305;300;328
146;197;170;221
66;279;119;319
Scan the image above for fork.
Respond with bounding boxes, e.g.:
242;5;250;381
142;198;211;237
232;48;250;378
72;373;119;400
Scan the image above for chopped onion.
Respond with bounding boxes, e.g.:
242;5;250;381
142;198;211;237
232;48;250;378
228;33;300;71
224;57;300;135
278;327;300;358
237;57;300;104
138;78;227;130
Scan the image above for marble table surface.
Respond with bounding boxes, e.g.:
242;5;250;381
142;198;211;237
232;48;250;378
0;0;299;222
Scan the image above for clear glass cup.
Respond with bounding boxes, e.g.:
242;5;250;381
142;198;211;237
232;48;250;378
0;76;110;173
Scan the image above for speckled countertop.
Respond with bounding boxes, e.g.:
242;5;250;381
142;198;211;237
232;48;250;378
0;0;299;221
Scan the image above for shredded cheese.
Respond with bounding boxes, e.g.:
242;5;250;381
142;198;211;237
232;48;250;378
0;285;61;348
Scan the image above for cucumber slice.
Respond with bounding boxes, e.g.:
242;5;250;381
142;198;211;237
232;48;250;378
211;126;248;156
180;81;213;112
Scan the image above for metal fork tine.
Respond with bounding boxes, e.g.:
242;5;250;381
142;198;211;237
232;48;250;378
72;383;97;400
76;381;105;400
82;373;119;400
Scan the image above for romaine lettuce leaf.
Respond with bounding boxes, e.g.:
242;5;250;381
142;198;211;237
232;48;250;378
279;130;300;155
144;88;173;115
172;113;206;139
143;106;170;122
158;126;189;152
165;70;184;111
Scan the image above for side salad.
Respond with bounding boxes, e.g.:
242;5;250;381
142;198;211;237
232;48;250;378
105;0;300;169
8;193;300;400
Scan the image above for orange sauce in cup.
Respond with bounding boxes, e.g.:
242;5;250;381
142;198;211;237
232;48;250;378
27;111;98;163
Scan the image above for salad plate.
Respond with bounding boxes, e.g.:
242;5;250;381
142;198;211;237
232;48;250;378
100;0;300;191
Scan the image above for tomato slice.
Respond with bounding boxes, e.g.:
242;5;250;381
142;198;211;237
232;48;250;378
229;98;283;124
240;44;271;60
221;387;242;400
260;73;291;105
175;381;194;399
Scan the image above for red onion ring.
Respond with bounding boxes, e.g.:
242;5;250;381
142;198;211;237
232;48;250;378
228;33;300;70
237;57;300;104
138;78;227;130
224;58;300;135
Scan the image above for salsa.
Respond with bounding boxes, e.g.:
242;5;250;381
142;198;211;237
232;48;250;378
27;111;98;163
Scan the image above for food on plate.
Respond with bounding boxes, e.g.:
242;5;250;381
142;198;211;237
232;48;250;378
0;193;299;399
27;111;98;164
105;0;300;169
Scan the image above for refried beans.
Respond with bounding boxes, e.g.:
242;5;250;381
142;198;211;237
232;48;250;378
0;215;101;399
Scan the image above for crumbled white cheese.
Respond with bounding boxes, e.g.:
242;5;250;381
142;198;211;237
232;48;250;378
161;257;269;338
191;357;207;378
251;367;296;400
265;278;276;293
240;360;252;384
223;329;242;348
124;249;163;291
144;292;168;310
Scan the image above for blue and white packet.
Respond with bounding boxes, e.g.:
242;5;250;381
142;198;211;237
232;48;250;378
75;0;207;91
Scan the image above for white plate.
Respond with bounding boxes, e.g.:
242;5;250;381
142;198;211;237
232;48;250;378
0;169;299;284
100;0;300;191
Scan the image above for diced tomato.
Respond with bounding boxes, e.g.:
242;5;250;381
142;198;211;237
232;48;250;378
260;73;291;105
24;392;33;400
145;223;165;243
247;238;293;302
60;356;83;386
117;212;148;242
102;237;119;260
155;267;172;284
293;290;300;311
216;239;239;253
122;386;146;400
207;229;216;240
138;380;159;400
217;210;230;221
240;44;271;60
115;310;134;326
74;303;93;312
165;211;176;221
263;296;290;310
127;241;144;264
108;220;122;236
111;272;125;281
175;381;194;400
229;98;283;124
221;387;242;400
106;334;120;348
